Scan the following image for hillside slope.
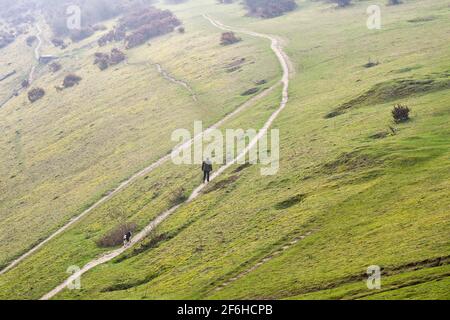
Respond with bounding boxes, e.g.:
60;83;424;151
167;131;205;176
0;1;279;270
0;0;449;300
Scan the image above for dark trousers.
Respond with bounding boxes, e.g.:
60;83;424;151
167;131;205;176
203;171;210;183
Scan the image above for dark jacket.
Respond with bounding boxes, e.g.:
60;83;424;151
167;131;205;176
202;161;213;173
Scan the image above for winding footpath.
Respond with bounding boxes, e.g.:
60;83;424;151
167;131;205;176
28;23;43;84
40;14;291;300
154;62;198;102
0;24;42;109
0;17;286;278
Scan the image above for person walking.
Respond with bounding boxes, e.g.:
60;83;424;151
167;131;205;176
202;158;213;183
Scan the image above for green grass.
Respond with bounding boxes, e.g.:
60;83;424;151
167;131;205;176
0;4;279;268
0;0;449;300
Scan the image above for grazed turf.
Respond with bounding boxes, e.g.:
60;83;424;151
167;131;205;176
0;2;279;269
0;0;449;300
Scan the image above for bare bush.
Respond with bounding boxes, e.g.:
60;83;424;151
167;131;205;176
170;188;187;206
97;223;137;248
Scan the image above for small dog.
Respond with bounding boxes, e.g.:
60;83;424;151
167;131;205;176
123;231;132;247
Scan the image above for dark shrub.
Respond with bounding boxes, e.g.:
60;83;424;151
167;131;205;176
109;48;126;65
126;32;147;49
331;0;352;7
49;62;62;73
26;35;37;46
51;38;66;49
94;52;110;68
63;74;82;88
170;188;187;206
98;27;126;46
122;8;182;49
113;28;127;42
363;58;380;68
94;49;126;70
93;24;107;31
97;59;109;70
98;30;114;46
97;223;137;248
220;32;241;45
392;104;410;123
21;79;29;88
241;87;259;96
244;0;297;18
28;88;45;103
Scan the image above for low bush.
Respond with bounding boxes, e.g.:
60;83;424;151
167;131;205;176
51;38;67;49
63;74;82;88
26;35;37;46
110;48;126;65
170;188;187;206
94;49;126;70
392;104;411;123
97;223;137;248
49;62;62;73
21;79;29;88
122;8;181;49
331;0;352;7
244;0;297;18
388;0;402;5
28;88;45;103
220;32;241;45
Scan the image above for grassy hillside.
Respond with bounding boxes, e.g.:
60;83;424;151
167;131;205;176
0;0;449;300
0;2;279;269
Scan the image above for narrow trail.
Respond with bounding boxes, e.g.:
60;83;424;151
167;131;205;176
40;14;292;300
0;84;276;277
0;93;16;109
28;23;42;84
0;22;281;277
0;24;42;109
153;62;198;102
214;232;312;293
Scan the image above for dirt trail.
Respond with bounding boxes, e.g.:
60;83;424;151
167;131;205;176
0;24;42;109
0;22;282;277
40;14;292;300
28;23;42;84
153;62;198;102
